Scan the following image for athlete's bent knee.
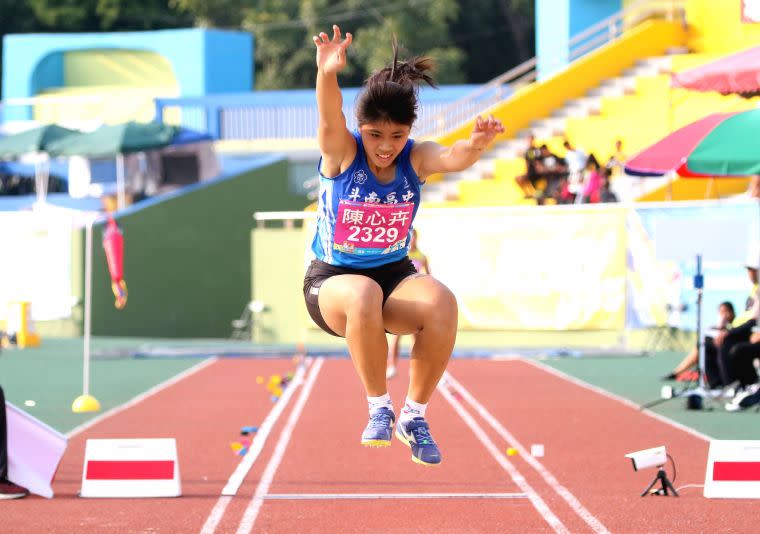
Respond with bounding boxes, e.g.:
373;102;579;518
346;280;384;318
425;286;458;330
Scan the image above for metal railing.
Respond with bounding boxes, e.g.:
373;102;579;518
216;100;461;141
568;0;686;62
414;0;686;139
413;59;536;138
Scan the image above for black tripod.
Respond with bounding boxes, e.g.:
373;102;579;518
641;255;711;411
640;466;679;497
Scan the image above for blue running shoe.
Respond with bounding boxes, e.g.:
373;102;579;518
361;407;395;447
395;417;441;465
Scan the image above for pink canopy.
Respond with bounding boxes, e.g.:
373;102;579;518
672;45;760;95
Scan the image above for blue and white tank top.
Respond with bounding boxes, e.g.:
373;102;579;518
312;131;423;268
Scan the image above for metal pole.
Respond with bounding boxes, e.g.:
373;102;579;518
695;254;705;391
116;153;125;210
83;218;93;396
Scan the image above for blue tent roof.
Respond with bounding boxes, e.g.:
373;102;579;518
0;193;103;212
172;127;213;146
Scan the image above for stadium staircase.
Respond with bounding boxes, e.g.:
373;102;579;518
420;5;756;207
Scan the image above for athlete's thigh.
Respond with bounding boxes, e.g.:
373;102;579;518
382;274;456;335
318;274;383;336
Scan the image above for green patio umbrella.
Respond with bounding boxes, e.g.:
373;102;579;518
0;124;79;159
47;121;179;210
680;108;760;177
0;124;80;203
46;121;178;158
625;108;760;177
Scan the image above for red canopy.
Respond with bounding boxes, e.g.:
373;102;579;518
671;45;760;95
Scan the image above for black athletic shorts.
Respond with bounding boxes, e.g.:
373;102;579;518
303;257;418;337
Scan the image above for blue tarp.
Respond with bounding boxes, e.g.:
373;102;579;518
0;193;103;211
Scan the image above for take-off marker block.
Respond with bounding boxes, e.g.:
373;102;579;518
704;440;760;499
80;438;181;498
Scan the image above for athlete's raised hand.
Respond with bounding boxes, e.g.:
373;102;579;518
314;25;353;74
469;115;505;150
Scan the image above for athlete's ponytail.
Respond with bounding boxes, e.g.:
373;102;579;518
356;38;436;127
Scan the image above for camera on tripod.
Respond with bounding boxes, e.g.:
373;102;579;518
625;446;678;497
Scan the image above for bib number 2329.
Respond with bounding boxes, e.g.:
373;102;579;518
334;200;414;255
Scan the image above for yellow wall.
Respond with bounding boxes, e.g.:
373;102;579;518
637;177;750;201
65;49;178;88
686;0;760;53
33;49;179;125
34;86;178;124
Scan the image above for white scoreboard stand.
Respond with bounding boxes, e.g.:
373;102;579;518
704;440;760;499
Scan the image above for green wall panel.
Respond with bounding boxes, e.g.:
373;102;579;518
89;158;306;337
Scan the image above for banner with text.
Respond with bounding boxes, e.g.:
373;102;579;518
414;207;627;330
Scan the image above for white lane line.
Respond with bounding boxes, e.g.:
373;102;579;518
444;371;610;534
221;360;311;496
199;359;311;534
522;359;713;442
66;357;218;438
263;492;528;500
235;358;324;534
438;381;569;534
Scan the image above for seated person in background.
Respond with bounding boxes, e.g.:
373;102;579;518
515;134;542;195
588;168;618;203
724;327;760;411
605;139;626;178
579;154;602;203
714;259;759;389
663;301;735;388
724;264;760;411
562;140;587;200
534;145;568;204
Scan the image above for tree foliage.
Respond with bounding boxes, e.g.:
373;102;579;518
0;0;534;96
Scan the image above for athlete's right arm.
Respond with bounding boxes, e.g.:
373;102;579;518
314;25;355;177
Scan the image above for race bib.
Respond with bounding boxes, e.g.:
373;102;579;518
334;200;414;255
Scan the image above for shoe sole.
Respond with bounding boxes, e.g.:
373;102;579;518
361;439;392;447
394;429;440;466
0;493;27;500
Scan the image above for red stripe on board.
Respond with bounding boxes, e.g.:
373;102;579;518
713;462;760;482
86;460;175;480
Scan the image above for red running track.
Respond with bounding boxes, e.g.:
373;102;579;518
2;357;756;533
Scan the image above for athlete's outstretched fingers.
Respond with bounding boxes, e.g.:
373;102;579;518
332;24;341;41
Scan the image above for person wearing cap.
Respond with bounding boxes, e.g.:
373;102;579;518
724;329;760;411
722;244;760;411
713;245;760;388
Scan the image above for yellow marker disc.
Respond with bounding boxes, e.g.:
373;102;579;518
506;447;518;456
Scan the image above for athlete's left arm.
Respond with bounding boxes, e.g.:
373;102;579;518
413;115;504;179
